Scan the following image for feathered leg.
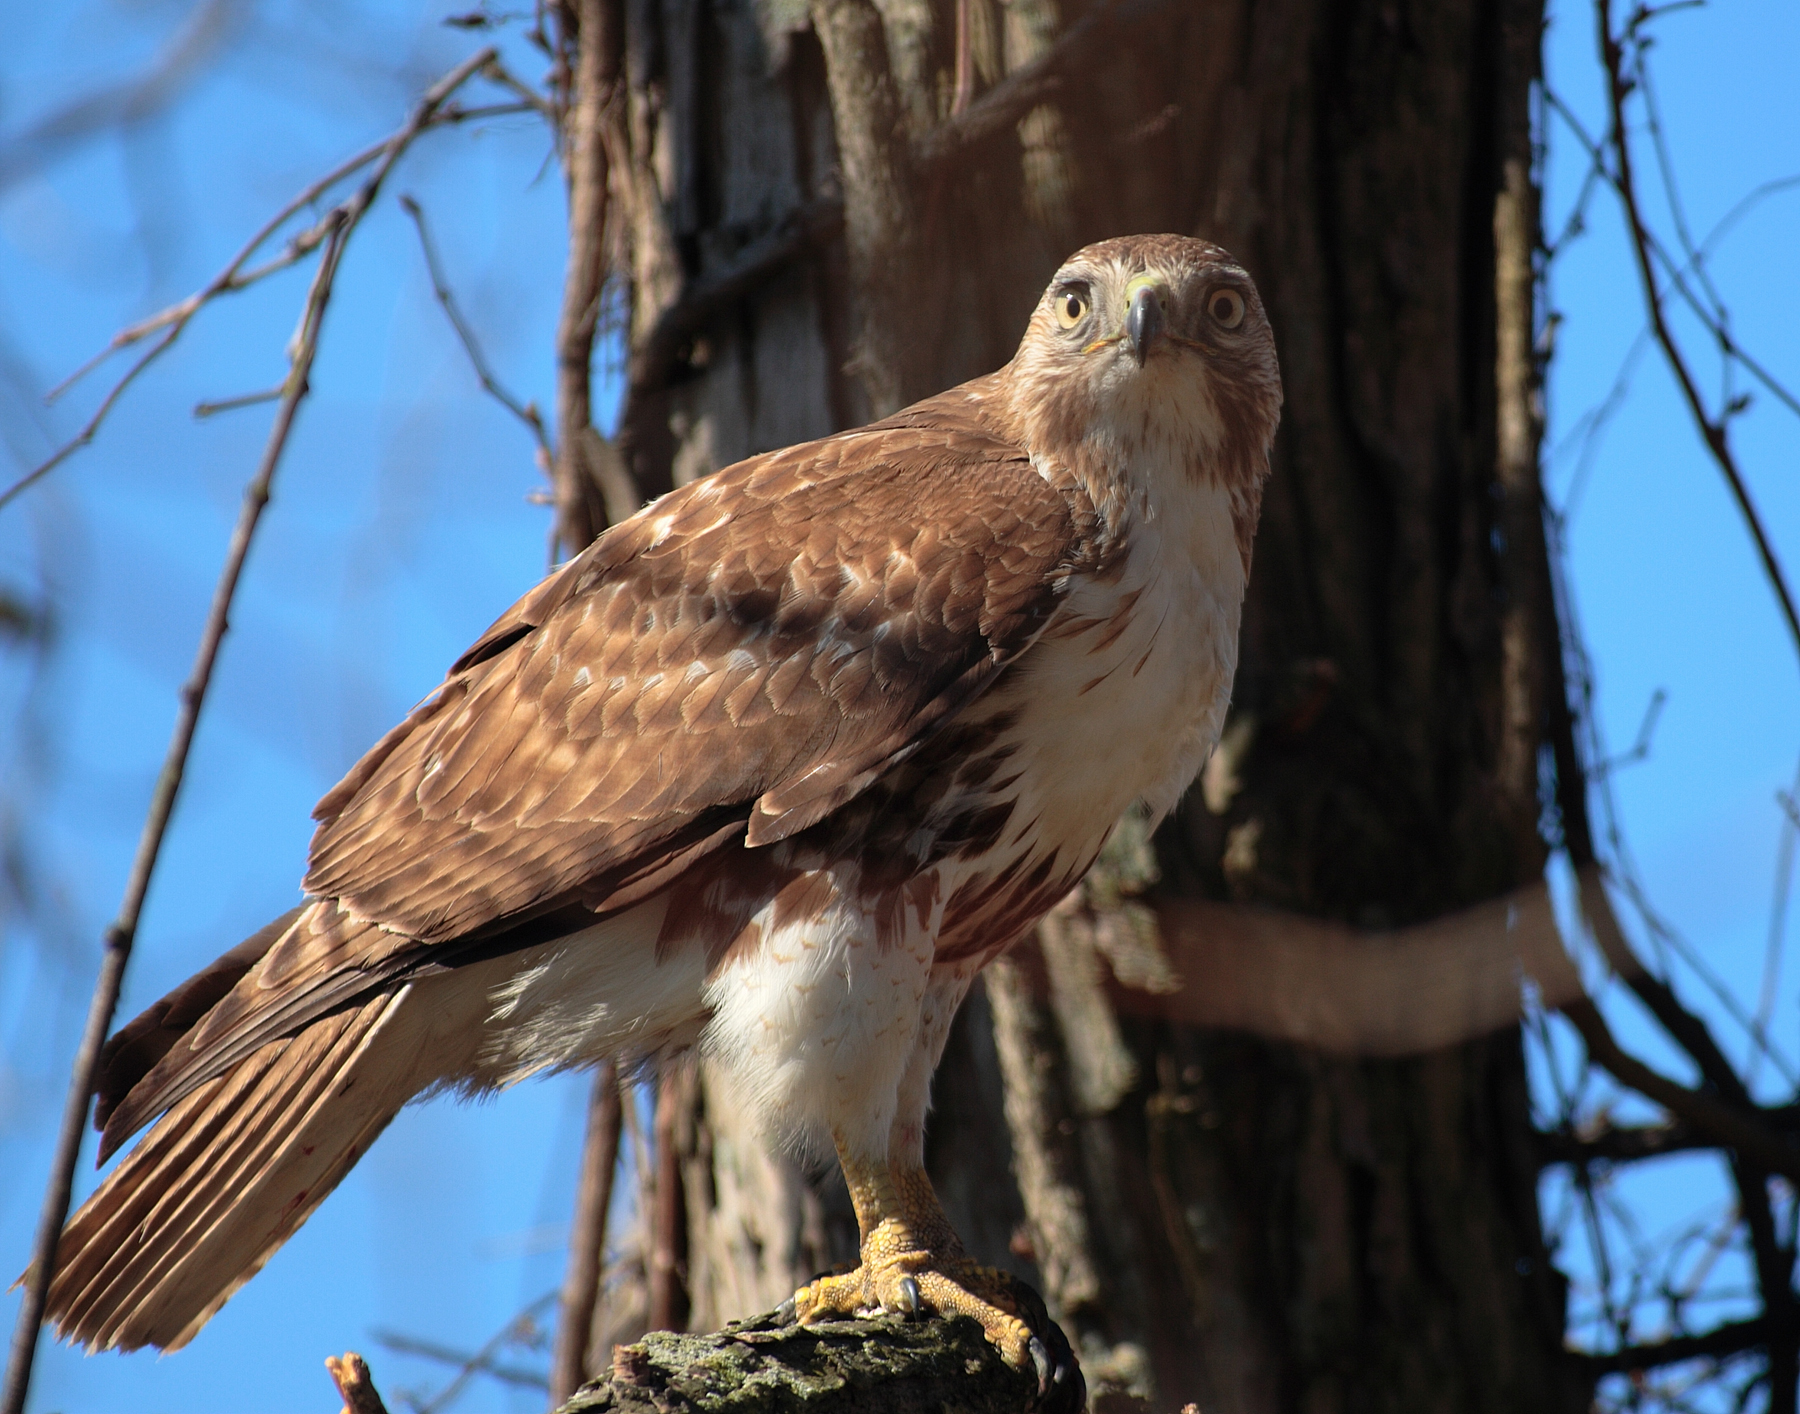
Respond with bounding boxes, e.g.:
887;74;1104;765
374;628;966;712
785;963;1082;1407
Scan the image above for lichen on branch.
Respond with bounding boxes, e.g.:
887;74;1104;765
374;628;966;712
555;1311;1043;1414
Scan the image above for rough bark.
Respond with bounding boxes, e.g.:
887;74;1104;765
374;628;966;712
592;0;1589;1410
555;1313;1040;1414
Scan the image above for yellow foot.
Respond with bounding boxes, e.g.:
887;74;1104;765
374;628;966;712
780;1253;1081;1406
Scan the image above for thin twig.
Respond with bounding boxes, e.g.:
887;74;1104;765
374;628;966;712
0;48;505;1414
0;0;240;194
194;383;286;418
391;1292;558;1414
477;55;557;122
1544;86;1800;426
1598;0;1800;663
399;193;552;461
0;49;507;514
1559;994;1800;1184
1750;757;1800;1091
1571;1315;1772;1379
371;1330;549;1392
950;0;975;117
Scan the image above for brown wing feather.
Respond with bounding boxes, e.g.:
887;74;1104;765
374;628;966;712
102;387;1099;1154
307;387;1094;945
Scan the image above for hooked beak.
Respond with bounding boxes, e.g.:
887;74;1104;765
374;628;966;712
1125;282;1165;366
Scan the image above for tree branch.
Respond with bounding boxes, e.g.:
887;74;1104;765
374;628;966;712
551;0;635;558
0;48;511;512
809;0;918;416
554;1312;1041;1414
400;193;553;471
326;1352;393;1414
911;0;1135;170
1596;0;1800;663
623;199;846;399
1570;1315;1771;1377
1557;996;1800;1181
1540;1119;1724;1166
2;215;350;1414
0;48;507;1414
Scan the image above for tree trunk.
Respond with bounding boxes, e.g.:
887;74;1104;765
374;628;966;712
596;0;1590;1409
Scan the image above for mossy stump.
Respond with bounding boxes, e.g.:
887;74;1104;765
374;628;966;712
556;1311;1045;1414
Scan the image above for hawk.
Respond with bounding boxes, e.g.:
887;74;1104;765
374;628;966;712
40;234;1281;1395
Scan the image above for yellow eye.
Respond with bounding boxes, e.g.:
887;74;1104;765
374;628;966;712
1208;287;1246;329
1053;289;1089;329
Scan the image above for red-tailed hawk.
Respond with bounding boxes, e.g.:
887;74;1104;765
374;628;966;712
40;234;1281;1399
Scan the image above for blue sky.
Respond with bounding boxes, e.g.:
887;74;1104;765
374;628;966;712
0;1;1796;1410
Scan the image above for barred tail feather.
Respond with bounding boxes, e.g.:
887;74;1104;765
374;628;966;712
44;985;420;1352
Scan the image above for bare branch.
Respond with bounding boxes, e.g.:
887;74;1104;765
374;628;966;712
478;55;558;123
1539;1109;1800;1166
551;0;634;559
624;198;846;398
194;384;286;418
912;0;1138;170
0;47;510;1414
950;0;975;117
1;211;349;1414
1557;994;1800;1183
1583;6;1800;662
371;1331;549;1391
400;194;553;463
388;1293;557;1414
327;1352;394;1414
0;49;509;514
0;0;242;193
1572;1314;1771;1377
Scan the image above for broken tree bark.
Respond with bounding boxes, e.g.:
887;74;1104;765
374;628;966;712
554;1312;1040;1414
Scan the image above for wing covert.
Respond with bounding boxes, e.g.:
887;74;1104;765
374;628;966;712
303;396;1100;946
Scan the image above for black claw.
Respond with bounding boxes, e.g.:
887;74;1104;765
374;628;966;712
775;1298;797;1325
898;1275;922;1315
997;1273;1084;1414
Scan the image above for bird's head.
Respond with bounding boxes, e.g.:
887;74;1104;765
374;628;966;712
1005;234;1283;499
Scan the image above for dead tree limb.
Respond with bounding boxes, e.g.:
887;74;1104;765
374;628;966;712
554;1312;1040;1414
326;1352;392;1414
552;0;636;558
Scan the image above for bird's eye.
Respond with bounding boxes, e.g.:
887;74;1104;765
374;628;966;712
1054;288;1089;329
1208;287;1246;329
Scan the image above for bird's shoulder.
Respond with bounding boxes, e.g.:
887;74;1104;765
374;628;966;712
301;381;1110;946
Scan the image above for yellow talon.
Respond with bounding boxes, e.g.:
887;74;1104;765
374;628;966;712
784;1140;1080;1405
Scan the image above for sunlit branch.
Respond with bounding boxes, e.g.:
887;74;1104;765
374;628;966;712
0;53;524;514
0;46;512;1414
